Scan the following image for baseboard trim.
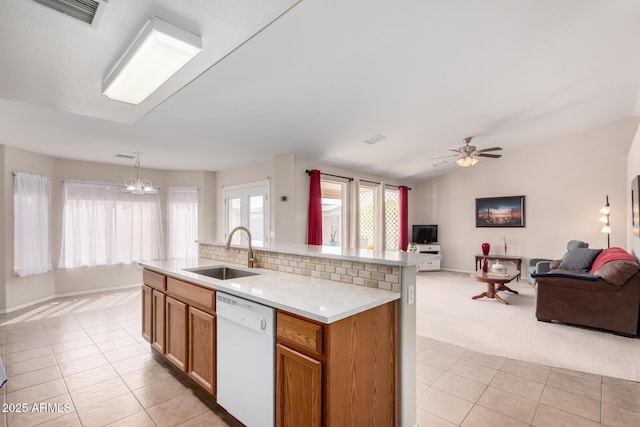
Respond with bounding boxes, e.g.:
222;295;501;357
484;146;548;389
0;283;141;314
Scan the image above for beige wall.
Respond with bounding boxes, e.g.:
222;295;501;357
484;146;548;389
1;146;216;311
4;116;638;310
0;146;4;310
627;125;640;259
413;118;640;272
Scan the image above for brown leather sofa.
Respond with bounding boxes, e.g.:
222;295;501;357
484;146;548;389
533;247;640;337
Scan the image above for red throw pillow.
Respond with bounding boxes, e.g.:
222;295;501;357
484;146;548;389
589;247;638;275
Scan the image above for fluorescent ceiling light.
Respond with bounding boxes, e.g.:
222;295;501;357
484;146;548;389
102;17;202;104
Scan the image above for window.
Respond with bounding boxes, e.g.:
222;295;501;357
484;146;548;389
385;187;400;251
359;184;377;249
59;180;164;268
167;187;199;259
223;181;269;245
321;179;348;246
14;173;52;277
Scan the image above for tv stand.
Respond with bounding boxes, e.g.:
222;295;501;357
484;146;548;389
416;244;441;271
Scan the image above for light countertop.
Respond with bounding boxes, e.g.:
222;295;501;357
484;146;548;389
198;240;429;266
140;258;400;324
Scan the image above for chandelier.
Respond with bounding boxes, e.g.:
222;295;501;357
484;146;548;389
123;153;157;195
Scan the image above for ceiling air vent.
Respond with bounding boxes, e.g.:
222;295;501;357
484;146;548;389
363;134;386;145
33;0;107;27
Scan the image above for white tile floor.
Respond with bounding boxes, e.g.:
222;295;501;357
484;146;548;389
0;288;637;426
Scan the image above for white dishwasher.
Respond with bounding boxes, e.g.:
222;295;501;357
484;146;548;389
216;292;275;427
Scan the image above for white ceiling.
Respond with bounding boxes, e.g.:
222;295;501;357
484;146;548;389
2;0;640;181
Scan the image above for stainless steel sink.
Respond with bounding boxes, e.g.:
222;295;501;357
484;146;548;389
183;266;259;280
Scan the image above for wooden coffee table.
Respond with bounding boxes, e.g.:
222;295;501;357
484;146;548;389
471;270;520;304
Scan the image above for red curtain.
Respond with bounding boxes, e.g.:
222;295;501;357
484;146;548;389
399;185;409;251
307;169;323;245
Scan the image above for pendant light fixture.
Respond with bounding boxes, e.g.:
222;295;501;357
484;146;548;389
123;153;157;195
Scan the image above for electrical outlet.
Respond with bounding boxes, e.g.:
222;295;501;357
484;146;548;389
408;285;415;305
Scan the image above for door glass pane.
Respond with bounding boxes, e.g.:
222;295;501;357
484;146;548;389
359;186;376;249
385;189;400;251
249;195;264;245
321;181;343;246
228;198;242;244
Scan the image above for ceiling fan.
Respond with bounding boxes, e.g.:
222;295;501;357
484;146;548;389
432;136;503;167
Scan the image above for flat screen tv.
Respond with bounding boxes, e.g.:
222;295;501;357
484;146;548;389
412;224;438;244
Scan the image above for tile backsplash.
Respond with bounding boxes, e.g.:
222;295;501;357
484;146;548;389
199;244;401;292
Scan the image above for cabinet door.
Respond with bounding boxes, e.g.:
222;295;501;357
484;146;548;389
151;290;166;353
276;344;322;427
188;306;216;396
166;296;188;371
141;286;152;343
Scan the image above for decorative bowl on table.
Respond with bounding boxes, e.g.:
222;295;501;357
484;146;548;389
491;261;507;275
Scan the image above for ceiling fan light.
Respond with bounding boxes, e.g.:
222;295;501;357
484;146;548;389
455;156;478;167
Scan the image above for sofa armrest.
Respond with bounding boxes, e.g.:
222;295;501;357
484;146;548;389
531;272;599;281
535;261;552;274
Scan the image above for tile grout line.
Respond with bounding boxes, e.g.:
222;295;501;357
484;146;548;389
75;307;159;427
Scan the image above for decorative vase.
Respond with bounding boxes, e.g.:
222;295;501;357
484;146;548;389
481;242;490;256
504;243;507;255
482;258;488;273
408;243;418;253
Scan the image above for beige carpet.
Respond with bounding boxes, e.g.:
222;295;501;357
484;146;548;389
415;270;640;382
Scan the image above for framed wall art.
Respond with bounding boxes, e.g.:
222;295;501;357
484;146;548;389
632;175;639;237
476;195;525;228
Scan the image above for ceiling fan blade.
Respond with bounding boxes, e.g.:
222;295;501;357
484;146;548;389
477;153;502;158
476;147;503;153
431;154;459;160
448;149;462;153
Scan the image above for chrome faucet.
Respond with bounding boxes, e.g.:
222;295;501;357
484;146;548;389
226;226;256;268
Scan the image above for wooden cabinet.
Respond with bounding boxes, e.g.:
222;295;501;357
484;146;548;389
142;269;167;348
188;306;216;396
141;285;152;343
151;290;166;353
166;296;188;372
276;303;397;427
142;269;217;397
276;343;322;427
142;268;397;425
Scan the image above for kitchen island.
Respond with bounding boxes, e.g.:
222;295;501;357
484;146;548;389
141;244;425;427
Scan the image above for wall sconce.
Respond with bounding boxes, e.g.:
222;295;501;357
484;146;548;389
598;195;611;248
102;17;202;104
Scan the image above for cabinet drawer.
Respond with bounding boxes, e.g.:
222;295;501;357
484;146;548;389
143;269;166;291
167;277;215;312
277;312;323;357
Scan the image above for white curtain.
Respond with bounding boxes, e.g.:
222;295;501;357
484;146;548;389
14;173;52;277
167;186;199;259
59;180;164;268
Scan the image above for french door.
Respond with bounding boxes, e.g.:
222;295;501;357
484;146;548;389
223;181;270;246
